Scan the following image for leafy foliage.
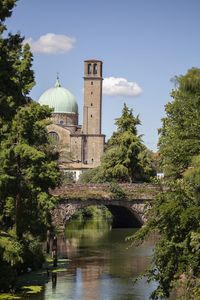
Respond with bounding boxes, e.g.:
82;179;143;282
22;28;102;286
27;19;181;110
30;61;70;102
158;68;200;178
0;0;16;33
0;102;60;238
0;234;23;266
130;69;200;299
108;182;126;199
101;104;156;182
0;1;61;291
78;166;105;183
61;171;75;184
128;180;200;299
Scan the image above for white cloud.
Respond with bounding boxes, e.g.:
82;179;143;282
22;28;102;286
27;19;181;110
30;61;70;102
24;33;75;54
103;77;142;97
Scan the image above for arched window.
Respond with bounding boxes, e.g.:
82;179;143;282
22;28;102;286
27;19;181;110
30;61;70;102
49;131;59;142
88;63;92;75
93;63;97;75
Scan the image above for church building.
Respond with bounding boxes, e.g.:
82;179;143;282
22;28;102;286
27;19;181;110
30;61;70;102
38;60;105;180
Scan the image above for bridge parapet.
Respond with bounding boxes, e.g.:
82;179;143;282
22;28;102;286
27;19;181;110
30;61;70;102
51;183;161;201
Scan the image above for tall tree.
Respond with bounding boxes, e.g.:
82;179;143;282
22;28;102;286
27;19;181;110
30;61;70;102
0;103;60;239
100;103;155;182
0;0;34;140
0;0;16;31
158;68;200;178
0;0;61;289
0;0;61;239
130;69;200;299
130;177;200;299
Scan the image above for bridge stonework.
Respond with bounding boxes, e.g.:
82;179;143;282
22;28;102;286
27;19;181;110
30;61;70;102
51;183;160;229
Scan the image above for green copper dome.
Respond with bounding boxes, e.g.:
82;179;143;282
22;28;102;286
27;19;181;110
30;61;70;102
38;77;78;114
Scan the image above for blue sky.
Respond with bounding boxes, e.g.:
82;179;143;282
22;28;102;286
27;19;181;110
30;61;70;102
6;0;200;151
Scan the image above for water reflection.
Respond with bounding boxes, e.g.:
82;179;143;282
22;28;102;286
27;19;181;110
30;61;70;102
41;218;157;300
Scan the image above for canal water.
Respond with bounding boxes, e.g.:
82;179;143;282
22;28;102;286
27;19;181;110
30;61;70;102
22;219;158;300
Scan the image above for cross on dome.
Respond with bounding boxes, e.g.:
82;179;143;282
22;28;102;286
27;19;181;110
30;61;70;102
55;73;61;87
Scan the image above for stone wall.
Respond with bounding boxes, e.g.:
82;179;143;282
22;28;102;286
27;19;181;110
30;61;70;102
52;113;78;127
70;135;83;162
83;134;105;166
51;183;160;200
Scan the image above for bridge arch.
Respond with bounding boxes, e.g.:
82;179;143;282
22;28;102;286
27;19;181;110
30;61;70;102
106;205;142;228
51;199;145;229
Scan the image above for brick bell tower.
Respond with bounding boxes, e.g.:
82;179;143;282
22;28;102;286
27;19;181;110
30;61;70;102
82;60;105;167
83;60;103;134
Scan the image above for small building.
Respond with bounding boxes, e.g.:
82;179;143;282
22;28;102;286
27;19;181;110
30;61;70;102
156;172;164;179
38;60;105;180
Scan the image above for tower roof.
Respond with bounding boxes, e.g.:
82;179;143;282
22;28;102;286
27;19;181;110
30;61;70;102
38;77;78;114
84;59;103;63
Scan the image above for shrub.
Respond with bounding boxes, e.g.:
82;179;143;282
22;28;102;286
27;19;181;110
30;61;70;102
109;182;126;199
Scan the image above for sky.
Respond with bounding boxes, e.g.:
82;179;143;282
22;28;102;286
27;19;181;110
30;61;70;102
5;0;200;151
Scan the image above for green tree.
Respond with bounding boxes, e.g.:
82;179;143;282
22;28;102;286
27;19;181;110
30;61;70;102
129;69;200;299
100;103;155;182
158;68;200;178
129;179;200;299
0;20;34;140
0;0;16;32
61;171;75;184
78;104;156;183
0;0;61;289
78;167;104;183
0;103;60;239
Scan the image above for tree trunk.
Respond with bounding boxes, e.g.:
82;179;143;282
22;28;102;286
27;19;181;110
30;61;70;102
15;192;22;240
52;236;58;267
15;153;23;240
46;230;50;254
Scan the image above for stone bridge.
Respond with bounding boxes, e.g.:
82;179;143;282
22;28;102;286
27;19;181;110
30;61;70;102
51;183;162;229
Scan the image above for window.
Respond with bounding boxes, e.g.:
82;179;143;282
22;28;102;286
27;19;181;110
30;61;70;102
60;120;64;125
49;131;59;142
91;81;93;85
91;91;93;95
91;103;93;106
91;114;93;118
93;63;97;75
88;64;92;75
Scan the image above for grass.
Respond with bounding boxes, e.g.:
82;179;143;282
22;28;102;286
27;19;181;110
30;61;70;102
0;285;43;299
0;295;20;300
21;285;43;294
1;256;71;300
52;268;67;273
